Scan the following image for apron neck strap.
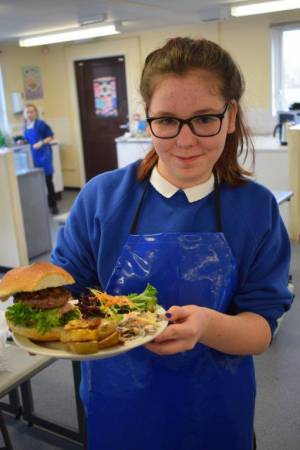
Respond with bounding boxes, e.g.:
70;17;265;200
130;180;149;234
130;170;223;234
213;169;222;233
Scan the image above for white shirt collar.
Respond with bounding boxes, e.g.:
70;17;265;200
149;165;214;203
27;120;35;129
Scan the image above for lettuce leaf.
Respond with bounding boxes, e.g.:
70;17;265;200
5;303;80;334
127;283;158;312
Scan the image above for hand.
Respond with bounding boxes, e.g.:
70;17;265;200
145;305;210;355
33;140;43;150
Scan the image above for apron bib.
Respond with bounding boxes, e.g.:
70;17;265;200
80;176;256;450
25;126;53;175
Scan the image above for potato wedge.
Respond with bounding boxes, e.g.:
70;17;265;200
64;318;102;331
97;320;117;340
60;328;98;343
97;331;121;349
67;341;99;354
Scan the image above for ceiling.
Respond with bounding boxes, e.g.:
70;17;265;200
0;0;271;44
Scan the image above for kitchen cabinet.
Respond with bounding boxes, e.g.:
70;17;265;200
287;125;300;241
0;149;28;268
0;148;52;269
11;142;63;193
17;169;52;259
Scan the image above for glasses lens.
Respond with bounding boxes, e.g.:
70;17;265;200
150;118;180;138
191;116;221;136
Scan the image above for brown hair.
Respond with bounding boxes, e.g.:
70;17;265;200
137;37;253;185
24;103;39;120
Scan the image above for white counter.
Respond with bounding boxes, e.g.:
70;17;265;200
115;134;291;231
115;136;152;168
251;134;286;151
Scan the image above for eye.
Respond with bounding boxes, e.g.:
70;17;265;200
193;115;218;125
153;117;178;126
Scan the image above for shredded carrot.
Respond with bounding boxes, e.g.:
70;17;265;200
89;289;134;308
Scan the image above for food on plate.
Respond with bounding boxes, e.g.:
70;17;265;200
60;317;122;354
117;310;166;340
78;283;159;318
61;283;166;354
0;262;80;341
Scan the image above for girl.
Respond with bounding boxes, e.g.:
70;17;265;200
52;37;292;450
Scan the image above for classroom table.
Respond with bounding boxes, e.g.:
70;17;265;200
0;343;85;450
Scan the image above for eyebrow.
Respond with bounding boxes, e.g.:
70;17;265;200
148;108;223;117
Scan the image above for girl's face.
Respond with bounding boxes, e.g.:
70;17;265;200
24;106;37;122
148;70;237;188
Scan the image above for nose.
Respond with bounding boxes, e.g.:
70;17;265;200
176;122;197;146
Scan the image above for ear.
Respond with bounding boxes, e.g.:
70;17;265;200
227;100;238;135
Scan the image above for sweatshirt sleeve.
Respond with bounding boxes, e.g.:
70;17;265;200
231;195;292;335
38;120;54;139
51;188;99;297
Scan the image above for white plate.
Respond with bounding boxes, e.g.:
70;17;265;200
12;307;168;361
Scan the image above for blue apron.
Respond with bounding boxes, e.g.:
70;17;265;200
25;125;53;176
80;176;256;450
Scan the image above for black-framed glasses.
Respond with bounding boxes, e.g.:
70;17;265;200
147;103;229;139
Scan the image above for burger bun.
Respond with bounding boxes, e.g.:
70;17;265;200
0;262;75;301
7;321;63;342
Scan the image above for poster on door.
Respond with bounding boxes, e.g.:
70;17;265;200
93;76;118;117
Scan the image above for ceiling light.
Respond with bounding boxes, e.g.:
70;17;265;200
19;24;119;47
231;0;300;17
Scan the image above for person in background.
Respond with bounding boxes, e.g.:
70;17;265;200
51;37;292;450
22;104;59;215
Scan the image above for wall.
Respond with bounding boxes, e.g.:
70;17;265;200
1;11;300;187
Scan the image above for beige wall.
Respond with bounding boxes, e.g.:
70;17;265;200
1;11;300;187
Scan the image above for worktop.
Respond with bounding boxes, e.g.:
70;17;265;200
115;133;291;231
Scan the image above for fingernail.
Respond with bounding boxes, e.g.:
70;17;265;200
165;313;172;319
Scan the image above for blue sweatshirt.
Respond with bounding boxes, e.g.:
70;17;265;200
51;161;292;334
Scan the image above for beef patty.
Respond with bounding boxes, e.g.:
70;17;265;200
14;287;72;309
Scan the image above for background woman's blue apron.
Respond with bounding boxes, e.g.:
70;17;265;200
80;176;256;450
25;125;53;176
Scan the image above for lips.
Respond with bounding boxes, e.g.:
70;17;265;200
174;154;201;162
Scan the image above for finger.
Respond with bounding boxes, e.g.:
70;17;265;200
145;339;190;355
153;323;190;343
166;305;191;322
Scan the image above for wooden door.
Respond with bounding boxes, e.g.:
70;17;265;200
75;56;129;181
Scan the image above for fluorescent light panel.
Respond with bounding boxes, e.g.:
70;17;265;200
19;24;119;47
231;0;300;17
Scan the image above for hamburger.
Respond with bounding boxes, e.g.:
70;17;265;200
0;262;81;341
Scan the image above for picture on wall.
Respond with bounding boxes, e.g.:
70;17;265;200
22;65;44;100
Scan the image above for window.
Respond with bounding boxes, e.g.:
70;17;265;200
271;23;300;114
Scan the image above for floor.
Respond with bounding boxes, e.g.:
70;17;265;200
1;189;300;449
